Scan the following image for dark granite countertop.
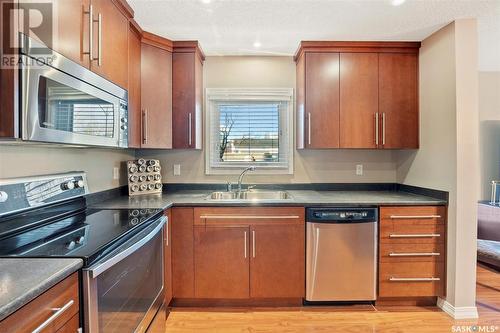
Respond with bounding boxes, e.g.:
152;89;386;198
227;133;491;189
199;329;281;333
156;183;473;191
91;189;447;210
0;258;83;321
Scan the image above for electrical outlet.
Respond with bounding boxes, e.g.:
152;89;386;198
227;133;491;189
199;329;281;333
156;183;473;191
113;167;120;180
356;164;363;176
173;164;181;176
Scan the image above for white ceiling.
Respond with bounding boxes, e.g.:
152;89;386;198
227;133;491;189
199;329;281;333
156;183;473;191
129;0;500;71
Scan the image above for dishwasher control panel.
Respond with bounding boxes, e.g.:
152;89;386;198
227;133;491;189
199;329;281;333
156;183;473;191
306;207;377;223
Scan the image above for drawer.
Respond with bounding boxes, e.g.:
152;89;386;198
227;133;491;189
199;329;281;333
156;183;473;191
0;273;79;333
380;221;445;244
380;242;445;262
380;206;446;223
379;262;444;297
194;207;305;226
55;313;79;333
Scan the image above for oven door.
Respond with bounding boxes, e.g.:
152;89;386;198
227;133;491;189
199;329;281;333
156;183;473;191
20;52;127;147
83;216;165;333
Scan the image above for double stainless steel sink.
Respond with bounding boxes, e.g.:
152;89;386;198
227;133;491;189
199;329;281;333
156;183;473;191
207;190;292;201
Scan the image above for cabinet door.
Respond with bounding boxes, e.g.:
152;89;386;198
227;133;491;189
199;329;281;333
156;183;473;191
127;24;141;148
164;209;173;305
305;52;340;148
379;53;419;149
172;208;194;298
194;226;250;299
250;225;305;298
55;0;91;68
90;0;129;88
340;53;379;148
141;43;173;148
172;52;202;149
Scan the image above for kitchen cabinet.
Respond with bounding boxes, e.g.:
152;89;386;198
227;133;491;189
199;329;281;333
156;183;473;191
172;41;205;149
183;207;305;303
303;52;340;149
295;41;420;150
339;53;378;148
0;273;80;332
164;209;173;305
87;0;131;89
128;20;142;148
377;206;446;300
379;53;419;149
194;226;250;298
250;225;305;298
140;32;173;149
172;207;195;298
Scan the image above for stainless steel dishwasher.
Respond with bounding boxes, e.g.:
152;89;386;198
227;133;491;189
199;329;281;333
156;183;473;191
306;207;378;302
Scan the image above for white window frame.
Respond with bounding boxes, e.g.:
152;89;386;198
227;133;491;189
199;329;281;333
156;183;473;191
205;88;294;175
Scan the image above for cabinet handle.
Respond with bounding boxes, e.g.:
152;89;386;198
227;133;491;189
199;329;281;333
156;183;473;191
96;12;102;66
375;112;379;146
389;252;440;257
199;215;300;219
491;181;498;205
382;113;386;145
83;5;93;61
31;299;74;333
165;216;169;247
188;113;192;146
142;109;148;145
252;230;256;258
308;112;311;146
390;215;441;219
389;233;441;238
389;277;440;282
244;231;247;258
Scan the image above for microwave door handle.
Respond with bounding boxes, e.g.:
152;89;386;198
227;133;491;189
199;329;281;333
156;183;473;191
85;216;166;278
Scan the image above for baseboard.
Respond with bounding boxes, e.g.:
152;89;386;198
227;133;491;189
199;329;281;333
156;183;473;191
437;298;479;319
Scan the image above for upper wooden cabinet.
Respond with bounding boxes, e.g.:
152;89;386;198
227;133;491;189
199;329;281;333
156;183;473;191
90;0;131;89
295;41;420;150
172;42;205;149
379;53;419;149
140;32;173;149
127;20;142;148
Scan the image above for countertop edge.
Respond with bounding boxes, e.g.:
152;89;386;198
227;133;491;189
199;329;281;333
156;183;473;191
0;259;83;321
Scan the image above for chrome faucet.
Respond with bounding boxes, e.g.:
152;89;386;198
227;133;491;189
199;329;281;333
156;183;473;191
237;166;256;192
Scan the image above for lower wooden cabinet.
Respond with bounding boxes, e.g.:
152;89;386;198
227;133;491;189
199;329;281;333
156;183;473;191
194;226;250;298
378;206;446;300
0;272;80;333
172;207;305;303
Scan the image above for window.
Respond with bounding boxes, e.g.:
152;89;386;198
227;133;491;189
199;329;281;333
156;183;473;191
206;88;294;174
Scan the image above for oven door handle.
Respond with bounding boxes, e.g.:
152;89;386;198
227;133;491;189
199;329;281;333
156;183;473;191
85;216;166;278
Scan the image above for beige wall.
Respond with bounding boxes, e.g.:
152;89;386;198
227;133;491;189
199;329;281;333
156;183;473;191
396;19;479;312
139;56;398;184
0;144;134;193
479;71;500;200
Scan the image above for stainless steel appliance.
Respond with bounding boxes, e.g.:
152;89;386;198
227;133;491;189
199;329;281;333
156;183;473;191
306;207;378;302
0;172;166;333
19;34;128;147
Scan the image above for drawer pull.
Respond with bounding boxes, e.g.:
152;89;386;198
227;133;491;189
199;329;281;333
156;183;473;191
390;277;440;282
389;233;441;238
390;215;441;219
389;252;440;257
32;299;74;333
200;215;300;219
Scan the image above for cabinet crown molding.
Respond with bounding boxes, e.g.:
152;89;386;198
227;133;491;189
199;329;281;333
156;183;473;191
173;41;206;62
294;41;421;62
141;31;174;52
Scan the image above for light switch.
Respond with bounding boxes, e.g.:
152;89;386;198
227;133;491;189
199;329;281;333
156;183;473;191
356;164;363;176
174;164;181;176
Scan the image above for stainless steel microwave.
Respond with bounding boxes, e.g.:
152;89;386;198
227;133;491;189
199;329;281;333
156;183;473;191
19;34;128;148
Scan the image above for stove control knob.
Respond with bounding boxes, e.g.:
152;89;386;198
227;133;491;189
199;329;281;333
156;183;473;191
66;240;76;250
76;236;85;244
61;181;75;191
0;191;8;203
74;180;84;188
